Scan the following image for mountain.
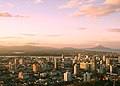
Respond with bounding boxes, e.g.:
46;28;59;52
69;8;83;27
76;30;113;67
85;45;120;53
91;45;110;50
0;45;57;52
0;45;79;56
61;47;78;50
0;45;119;56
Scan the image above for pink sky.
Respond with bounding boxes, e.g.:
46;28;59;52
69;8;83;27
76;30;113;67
0;0;120;48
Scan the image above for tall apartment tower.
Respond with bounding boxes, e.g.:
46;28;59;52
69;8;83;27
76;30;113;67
106;58;110;66
103;55;106;64
9;62;16;71
18;71;23;79
19;58;23;65
110;65;113;74
91;56;97;72
84;72;91;82
74;64;79;75
33;64;37;73
64;71;72;81
15;58;19;65
78;53;81;61
62;54;65;62
54;58;58;69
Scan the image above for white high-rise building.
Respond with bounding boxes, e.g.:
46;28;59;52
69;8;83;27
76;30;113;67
86;72;90;81
64;72;72;81
100;60;103;65
62;54;65;62
84;72;91;82
103;55;106;63
15;58;19;64
110;65;112;74
84;73;86;82
106;58;110;66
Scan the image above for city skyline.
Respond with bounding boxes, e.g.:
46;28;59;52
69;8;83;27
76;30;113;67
0;0;120;48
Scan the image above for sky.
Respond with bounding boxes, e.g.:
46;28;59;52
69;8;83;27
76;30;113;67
0;0;120;48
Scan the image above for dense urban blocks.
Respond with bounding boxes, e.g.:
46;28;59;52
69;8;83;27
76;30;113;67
0;51;120;86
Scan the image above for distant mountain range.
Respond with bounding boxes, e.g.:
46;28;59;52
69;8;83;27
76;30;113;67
0;45;79;56
85;45;120;53
0;45;119;55
0;45;78;52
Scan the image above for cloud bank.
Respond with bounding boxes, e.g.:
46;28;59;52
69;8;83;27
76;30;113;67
60;0;120;17
107;28;120;32
0;12;26;18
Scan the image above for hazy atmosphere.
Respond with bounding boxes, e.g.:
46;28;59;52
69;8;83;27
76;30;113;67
0;0;120;48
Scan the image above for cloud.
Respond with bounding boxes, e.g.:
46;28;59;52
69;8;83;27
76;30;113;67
77;27;86;30
35;0;44;4
25;42;40;45
59;0;95;9
59;0;80;9
0;12;12;17
20;33;36;36
69;4;118;17
0;37;23;39
103;0;120;5
60;0;120;17
0;12;27;18
107;28;120;32
45;35;62;37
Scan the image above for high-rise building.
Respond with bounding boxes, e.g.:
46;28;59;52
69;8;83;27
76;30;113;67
33;64;37;73
54;58;58;69
86;62;90;71
9;62;16;71
64;71;72;81
74;64;79;75
14;58;19;69
91;56;97;72
19;58;23;65
86;72;91;81
18;71;23;79
46;57;50;62
73;59;77;65
106;58;110;66
118;56;120;63
110;65;112;74
84;72;91;82
100;60;103;65
15;58;19;65
101;64;106;74
84;73;87;82
78;53;81;61
62;54;65;62
103;55;106;64
32;63;41;73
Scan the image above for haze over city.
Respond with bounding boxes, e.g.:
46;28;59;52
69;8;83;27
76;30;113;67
0;0;120;48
